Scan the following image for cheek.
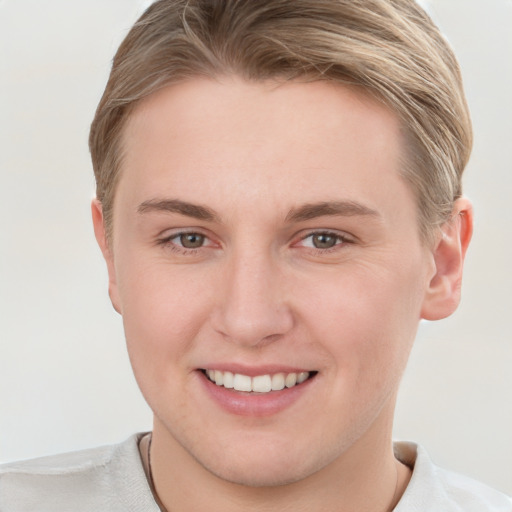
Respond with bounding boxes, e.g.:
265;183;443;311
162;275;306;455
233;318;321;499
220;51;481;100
300;263;424;379
116;260;213;379
284;264;426;452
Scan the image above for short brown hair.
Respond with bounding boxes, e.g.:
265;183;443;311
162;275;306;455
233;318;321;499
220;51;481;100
89;0;472;244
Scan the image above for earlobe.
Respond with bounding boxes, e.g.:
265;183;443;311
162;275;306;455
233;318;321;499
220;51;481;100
420;197;473;321
91;199;122;314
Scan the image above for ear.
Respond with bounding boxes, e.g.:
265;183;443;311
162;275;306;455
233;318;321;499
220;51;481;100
420;197;473;321
91;199;122;314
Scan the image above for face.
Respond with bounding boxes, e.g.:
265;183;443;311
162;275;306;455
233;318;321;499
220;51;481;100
97;77;439;486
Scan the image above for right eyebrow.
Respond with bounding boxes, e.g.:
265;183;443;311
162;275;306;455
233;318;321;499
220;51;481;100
285;200;380;223
137;198;220;222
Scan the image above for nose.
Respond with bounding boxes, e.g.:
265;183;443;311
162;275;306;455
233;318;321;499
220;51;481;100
211;248;294;347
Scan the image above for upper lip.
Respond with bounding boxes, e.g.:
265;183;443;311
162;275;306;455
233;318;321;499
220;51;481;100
198;364;314;377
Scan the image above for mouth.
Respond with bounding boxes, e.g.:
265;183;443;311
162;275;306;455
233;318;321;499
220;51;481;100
201;369;317;393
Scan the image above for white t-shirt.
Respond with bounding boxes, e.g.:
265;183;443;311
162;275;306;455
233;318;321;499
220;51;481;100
1;434;511;511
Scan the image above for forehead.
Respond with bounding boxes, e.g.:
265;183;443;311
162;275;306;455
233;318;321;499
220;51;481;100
117;77;413;226
124;77;400;156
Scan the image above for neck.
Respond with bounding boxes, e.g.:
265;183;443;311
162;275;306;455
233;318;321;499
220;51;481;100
145;413;411;512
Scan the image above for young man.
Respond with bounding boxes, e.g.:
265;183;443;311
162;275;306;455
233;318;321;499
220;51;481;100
1;0;511;510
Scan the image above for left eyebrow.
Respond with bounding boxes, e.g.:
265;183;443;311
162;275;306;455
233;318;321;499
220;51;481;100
137;198;220;222
285;201;380;223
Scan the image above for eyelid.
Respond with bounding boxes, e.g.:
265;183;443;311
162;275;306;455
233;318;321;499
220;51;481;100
156;227;355;252
157;228;218;250
293;229;355;249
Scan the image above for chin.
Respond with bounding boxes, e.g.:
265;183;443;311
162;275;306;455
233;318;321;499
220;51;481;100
203;457;317;488
190;437;331;488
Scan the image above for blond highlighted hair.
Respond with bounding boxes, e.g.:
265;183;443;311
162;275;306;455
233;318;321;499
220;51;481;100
89;0;472;244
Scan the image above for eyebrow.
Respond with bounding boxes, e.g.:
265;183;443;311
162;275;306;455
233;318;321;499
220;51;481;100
137;198;379;224
137;199;219;222
285;201;380;223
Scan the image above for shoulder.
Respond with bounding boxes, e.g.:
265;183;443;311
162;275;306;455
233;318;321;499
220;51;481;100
0;433;158;512
394;442;512;512
436;465;512;510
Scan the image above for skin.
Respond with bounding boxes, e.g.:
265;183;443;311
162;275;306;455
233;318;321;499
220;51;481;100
93;77;472;511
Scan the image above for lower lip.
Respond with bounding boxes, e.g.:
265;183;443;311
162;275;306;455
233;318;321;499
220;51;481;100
197;371;315;417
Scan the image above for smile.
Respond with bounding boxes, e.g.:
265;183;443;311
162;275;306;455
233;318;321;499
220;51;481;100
203;369;313;393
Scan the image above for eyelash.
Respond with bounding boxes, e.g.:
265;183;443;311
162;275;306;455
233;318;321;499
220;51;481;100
156;230;354;255
156;231;213;255
296;231;353;253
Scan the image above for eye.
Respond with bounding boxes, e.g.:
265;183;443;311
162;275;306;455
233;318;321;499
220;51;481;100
298;231;350;250
176;233;206;249
157;230;214;253
308;233;339;249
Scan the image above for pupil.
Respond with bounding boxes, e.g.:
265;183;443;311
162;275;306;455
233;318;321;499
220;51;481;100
313;233;337;249
180;233;204;248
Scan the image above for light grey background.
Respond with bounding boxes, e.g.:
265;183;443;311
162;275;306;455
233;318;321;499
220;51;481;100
1;0;511;495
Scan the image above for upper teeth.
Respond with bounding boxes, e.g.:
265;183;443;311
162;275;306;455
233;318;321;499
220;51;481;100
206;370;310;393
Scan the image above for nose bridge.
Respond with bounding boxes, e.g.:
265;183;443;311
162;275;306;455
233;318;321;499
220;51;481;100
214;243;293;346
